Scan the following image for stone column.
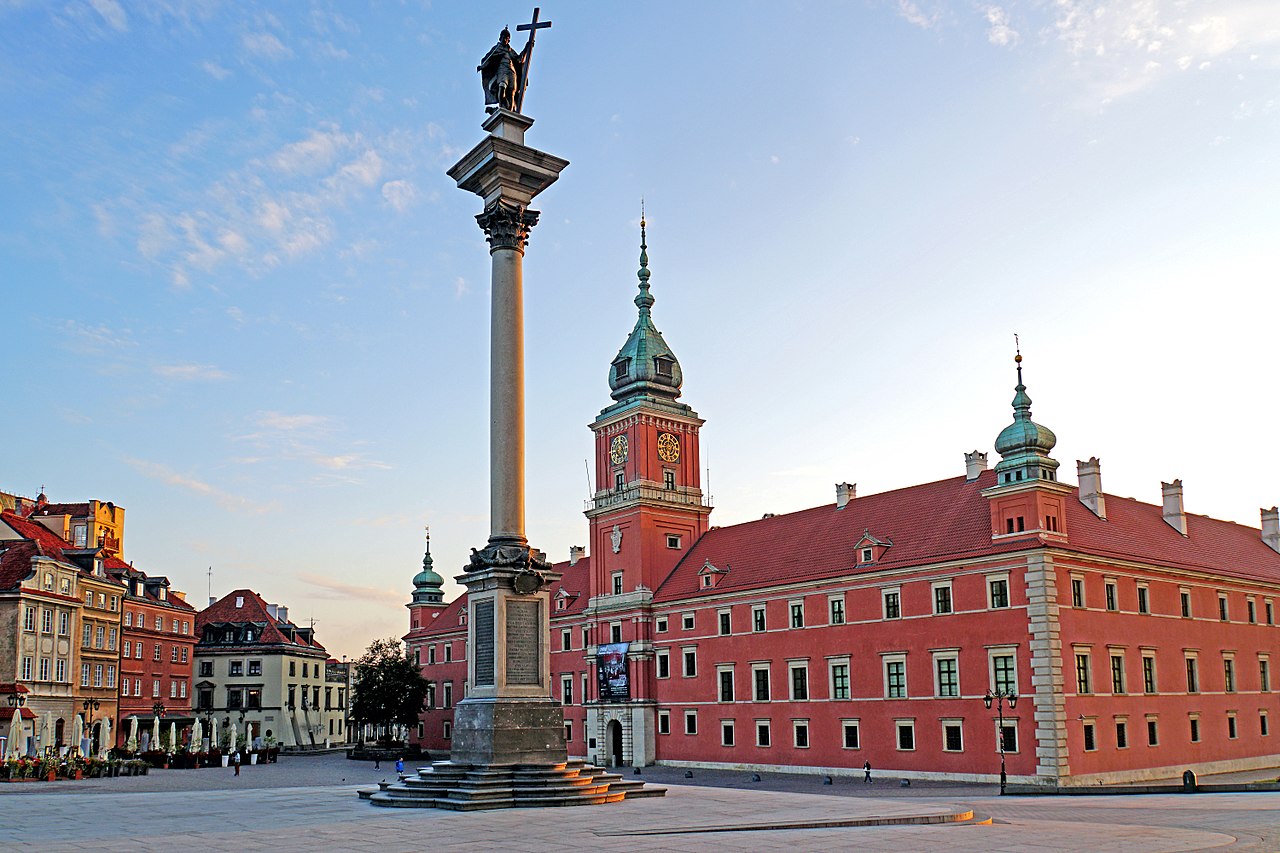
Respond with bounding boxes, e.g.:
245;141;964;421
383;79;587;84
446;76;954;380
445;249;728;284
446;109;569;766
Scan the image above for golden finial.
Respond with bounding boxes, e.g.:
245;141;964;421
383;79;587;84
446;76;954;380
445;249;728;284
1014;333;1022;364
640;197;645;229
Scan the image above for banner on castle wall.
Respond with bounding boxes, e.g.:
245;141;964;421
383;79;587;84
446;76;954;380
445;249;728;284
596;643;630;702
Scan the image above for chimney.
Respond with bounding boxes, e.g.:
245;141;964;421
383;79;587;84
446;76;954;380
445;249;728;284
964;451;988;481
569;545;586;566
835;482;855;509
1262;507;1280;554
1076;457;1107;519
208;596;216;607
1161;480;1187;536
266;603;278;620
278;605;289;623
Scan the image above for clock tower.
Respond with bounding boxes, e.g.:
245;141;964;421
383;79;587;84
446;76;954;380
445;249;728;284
582;216;712;767
586;217;712;599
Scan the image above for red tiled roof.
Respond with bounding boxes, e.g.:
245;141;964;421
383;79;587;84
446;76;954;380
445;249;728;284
197;588;328;652
655;471;1280;600
104;555;195;612
409;556;592;639
0;539;41;589
38;502;92;516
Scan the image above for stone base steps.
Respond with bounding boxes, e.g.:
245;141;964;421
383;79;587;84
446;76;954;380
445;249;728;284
364;759;666;810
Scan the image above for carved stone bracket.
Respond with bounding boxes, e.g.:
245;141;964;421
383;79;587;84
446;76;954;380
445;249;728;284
476;200;541;253
468;539;552;574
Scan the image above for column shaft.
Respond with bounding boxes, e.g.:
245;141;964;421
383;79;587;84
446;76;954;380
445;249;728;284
490;245;525;544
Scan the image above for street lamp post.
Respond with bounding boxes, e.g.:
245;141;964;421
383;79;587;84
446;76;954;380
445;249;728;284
983;689;1018;794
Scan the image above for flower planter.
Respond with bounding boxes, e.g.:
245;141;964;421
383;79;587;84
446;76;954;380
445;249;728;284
73;770;83;780
46;771;56;782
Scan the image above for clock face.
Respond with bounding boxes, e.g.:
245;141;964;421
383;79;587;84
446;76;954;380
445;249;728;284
609;434;629;464
657;432;681;463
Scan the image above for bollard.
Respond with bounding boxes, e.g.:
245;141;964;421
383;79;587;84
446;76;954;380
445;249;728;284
751;773;761;782
634;767;642;775
1182;769;1197;791
685;770;694;778
899;779;911;787
823;776;833;785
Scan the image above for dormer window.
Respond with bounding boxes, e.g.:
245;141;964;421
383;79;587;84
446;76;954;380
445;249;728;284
861;548;873;563
235;596;244;608
613;358;631;380
654;356;673;378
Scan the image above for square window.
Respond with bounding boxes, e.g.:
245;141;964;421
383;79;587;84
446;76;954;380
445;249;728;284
666;534;681;549
830;662;850;700
789;664;809;700
718;669;734;702
988;577;1010;609
943;722;963;752
656;616;668;633
684;710;697;735
829;597;845;625
883;590;901;620
861;547;874;563
1001;723;1018;753
663;470;676;490
610;622;622;643
752;606;766;632
657;710;670;735
753;666;770;701
935;657;959;697
896;722;915;751
682;613;694;631
755;720;771;747
721;720;735;746
793;721;809;748
789;601;804;628
933;584;953;615
842;721;860;749
718;610;731;636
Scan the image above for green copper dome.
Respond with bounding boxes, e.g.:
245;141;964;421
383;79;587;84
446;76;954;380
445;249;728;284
993;353;1060;484
412;534;444;605
608;217;683;403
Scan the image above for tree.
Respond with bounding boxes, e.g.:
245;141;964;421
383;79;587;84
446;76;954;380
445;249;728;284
350;638;430;743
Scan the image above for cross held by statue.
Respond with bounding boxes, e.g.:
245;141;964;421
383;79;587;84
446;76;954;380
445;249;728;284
517;7;551;38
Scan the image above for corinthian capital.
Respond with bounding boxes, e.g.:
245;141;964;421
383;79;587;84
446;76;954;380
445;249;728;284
475;200;541;253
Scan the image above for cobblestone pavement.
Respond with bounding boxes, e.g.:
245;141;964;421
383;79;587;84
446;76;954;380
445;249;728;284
1;754;1276;852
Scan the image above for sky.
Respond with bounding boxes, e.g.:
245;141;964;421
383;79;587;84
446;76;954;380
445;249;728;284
2;0;1278;661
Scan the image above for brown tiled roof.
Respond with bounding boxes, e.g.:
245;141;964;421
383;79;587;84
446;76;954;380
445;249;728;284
197;588;327;652
38;502;92;516
654;470;1280;601
104;555;195;613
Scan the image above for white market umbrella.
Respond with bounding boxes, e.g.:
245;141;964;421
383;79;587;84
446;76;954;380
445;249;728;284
228;722;237;753
210;716;219;751
151;715;160;752
169;721;177;753
99;717;111;759
73;714;85;755
7;709;22;759
128;716;139;751
42;712;54;754
191;718;202;752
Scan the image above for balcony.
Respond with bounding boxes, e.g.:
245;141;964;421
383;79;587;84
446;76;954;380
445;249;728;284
586;483;713;513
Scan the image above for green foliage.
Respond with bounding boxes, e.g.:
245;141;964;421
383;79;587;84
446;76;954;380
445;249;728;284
350;637;429;734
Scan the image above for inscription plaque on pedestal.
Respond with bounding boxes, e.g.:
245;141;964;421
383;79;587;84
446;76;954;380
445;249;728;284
506;599;541;685
474;600;495;686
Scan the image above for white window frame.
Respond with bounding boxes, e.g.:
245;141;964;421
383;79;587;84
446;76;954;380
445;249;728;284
933;651;960;698
988;646;1019;695
841;719;860;749
792;719;810;749
941;718;964;752
751;605;766;632
788;600;805;629
655;649;670;679
720;719;735;746
611;572;623;595
681;646;697;678
717;608;732;636
828;656;851;700
895;719;916;751
683;709;697;735
717;664;735;703
751;662;771;702
986;573;1010;609
755;719;771;747
681;612;695;631
828;594;845;625
882;587;902;620
788;661;810;701
883;653;907;699
657;710;670;735
931;581;953;615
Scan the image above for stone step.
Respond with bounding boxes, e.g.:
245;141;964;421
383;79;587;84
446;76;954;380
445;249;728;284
433;797;516;811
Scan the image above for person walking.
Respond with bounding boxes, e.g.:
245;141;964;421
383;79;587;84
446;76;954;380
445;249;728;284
373;755;381;770
863;760;872;784
395;757;404;775
233;749;241;777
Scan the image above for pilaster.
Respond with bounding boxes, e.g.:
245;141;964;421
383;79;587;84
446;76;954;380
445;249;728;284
1024;551;1070;783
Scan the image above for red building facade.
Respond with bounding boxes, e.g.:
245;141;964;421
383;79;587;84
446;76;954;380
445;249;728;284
108;558;196;745
406;231;1280;786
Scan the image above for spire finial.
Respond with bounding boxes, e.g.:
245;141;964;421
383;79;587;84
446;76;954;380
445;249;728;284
1014;333;1023;385
635;201;654;315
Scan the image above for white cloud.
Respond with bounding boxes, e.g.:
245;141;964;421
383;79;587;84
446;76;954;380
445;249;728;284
256;411;330;432
270;127;351;175
201;60;231;80
380;179;417;212
125;458;274;514
88;0;127;32
153;363;229;381
242;31;293;61
454;276;468;299
985;5;1019;46
896;0;939;29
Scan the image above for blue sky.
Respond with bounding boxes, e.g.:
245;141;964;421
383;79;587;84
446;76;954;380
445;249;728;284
2;1;1278;659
